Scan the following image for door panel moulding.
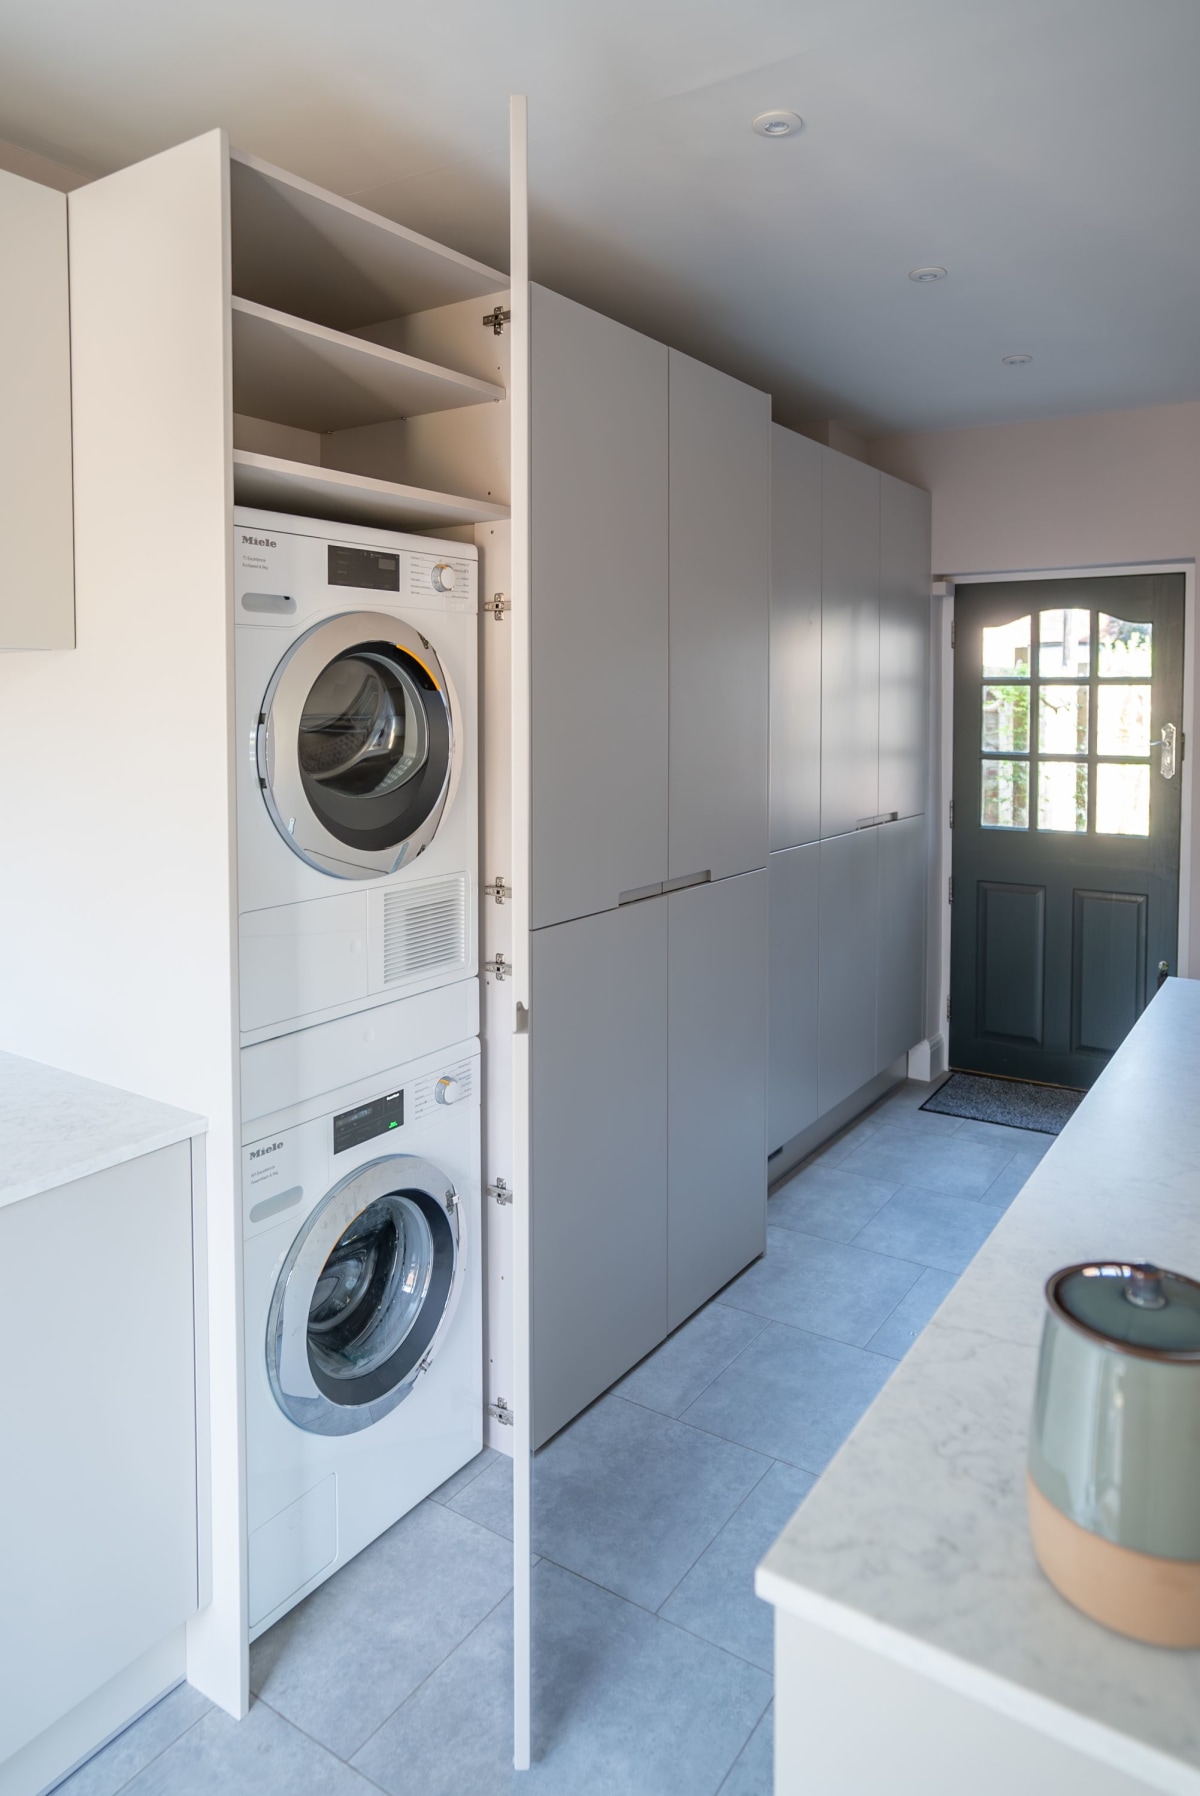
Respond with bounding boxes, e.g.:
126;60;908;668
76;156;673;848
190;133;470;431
936;562;1195;1051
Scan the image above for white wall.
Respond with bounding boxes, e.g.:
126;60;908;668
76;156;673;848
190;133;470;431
870;398;1200;965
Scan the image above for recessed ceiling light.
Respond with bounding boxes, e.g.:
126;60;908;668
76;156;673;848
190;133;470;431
752;110;803;138
1002;353;1033;365
909;266;947;282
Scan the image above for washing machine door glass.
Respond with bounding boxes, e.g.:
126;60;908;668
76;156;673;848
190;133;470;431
260;611;454;880
268;1155;463;1436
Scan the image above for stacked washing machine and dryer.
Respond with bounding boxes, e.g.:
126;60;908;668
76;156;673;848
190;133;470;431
234;508;483;1638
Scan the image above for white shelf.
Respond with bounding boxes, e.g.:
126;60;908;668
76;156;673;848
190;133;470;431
230;149;507;332
231;297;504;433
232;449;510;534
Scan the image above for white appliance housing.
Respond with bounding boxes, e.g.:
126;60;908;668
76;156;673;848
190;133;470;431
243;1033;482;1638
234;507;478;1045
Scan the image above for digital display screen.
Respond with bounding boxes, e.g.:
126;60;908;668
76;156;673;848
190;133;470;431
333;1089;404;1154
328;545;400;591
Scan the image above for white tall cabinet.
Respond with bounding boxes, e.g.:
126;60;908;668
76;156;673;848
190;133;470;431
768;426;932;1159
527;299;770;1447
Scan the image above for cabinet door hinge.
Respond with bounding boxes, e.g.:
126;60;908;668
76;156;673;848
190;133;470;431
488;1397;515;1426
484;877;511;905
948;798;954;828
948;875;954;904
487;593;511;622
946;994;952;1022
482;306;512;335
487;1178;513;1206
950;617;956;648
484;953;510;982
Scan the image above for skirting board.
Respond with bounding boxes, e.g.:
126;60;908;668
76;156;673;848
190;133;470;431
768;1057;907;1189
0;1630;184;1796
907;1034;947;1083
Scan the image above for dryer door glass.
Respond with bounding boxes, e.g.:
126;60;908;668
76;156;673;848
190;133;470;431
297;643;451;854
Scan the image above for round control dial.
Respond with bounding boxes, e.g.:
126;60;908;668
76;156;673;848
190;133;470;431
434;1076;462;1106
430;563;455;593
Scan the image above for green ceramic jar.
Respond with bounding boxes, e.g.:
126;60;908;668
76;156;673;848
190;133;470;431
1027;1261;1200;1644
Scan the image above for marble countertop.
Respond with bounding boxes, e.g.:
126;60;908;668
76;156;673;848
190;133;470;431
758;978;1200;1795
0;1049;205;1211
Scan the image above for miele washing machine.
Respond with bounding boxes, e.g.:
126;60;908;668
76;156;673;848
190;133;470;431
242;1033;482;1639
234;507;478;1045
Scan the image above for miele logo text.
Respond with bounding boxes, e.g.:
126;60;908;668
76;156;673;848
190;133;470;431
242;534;277;548
250;1141;284;1159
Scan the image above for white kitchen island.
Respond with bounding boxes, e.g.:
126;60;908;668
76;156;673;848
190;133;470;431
757;979;1200;1796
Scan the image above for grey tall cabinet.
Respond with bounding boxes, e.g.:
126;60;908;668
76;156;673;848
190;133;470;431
529;290;770;1447
769;426;932;1157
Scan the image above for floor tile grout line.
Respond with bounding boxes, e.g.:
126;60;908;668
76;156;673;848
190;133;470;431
255;1696;390;1788
86;1701;213;1796
616;1310;773;1429
708;1300;906;1363
342;1582;516;1768
712;1691;775;1796
649;1452;778;1618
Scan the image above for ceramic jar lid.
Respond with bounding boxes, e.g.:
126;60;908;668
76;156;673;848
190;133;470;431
1050;1261;1200;1358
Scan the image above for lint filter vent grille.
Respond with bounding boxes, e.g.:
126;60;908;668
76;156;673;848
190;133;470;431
383;875;468;985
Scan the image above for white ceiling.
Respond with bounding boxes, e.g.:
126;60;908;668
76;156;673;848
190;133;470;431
3;0;1199;435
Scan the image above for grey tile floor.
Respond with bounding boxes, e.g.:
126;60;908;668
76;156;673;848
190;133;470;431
61;1079;1049;1796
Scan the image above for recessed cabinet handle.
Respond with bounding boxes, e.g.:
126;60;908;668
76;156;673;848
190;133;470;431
855;812;900;830
618;882;663;906
663;869;712;893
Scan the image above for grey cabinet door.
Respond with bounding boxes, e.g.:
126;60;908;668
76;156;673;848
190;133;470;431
768;843;820;1154
879;473;932;822
876;814;928;1069
668;349;771;883
668;870;767;1329
771;426;822;851
530;897;668;1446
820;451;881;839
817;828;880;1113
531;285;669;929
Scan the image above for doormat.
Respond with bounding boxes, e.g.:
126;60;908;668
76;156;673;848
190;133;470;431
920;1072;1084;1135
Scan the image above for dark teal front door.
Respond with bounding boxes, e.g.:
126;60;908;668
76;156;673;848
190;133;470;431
950;575;1184;1087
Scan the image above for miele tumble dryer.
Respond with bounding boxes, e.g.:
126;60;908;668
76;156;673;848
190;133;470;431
234;508;478;1045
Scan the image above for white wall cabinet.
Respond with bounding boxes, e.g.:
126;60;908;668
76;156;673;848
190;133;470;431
879;471;933;822
820;452;881;839
530;286;669;929
667;870;767;1329
0;169;74;649
529;899;668;1448
768;842;820;1155
668;350;771;883
770;427;822;853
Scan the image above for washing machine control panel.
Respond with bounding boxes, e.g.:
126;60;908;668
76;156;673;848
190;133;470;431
408;553;474;613
411;1056;476;1121
333;1087;405;1154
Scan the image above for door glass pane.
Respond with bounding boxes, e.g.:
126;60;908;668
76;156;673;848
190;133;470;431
982;617;1031;678
1098;614;1153;678
1038;608;1090;677
982;684;1030;753
1037;761;1088;832
1096;762;1150;836
1038;685;1089;754
981;758;1029;829
1097;684;1151;756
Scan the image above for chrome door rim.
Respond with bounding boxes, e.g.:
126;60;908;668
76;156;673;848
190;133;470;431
267;1154;465;1436
259;611;456;880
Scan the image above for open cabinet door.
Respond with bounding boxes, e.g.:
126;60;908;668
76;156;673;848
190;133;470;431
508;93;533;1774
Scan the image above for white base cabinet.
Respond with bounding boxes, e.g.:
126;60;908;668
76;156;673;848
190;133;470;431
668;871;767;1330
530;900;668;1449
